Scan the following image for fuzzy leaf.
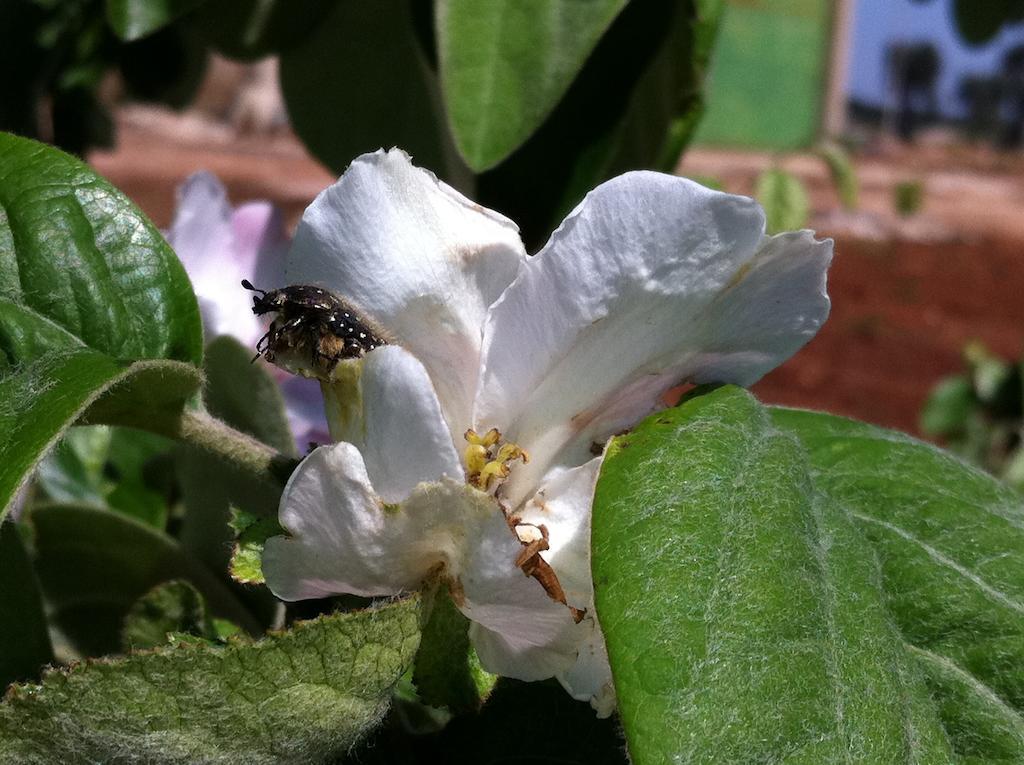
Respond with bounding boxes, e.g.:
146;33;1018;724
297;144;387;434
593;386;956;763
0;598;421;763
773;407;1024;762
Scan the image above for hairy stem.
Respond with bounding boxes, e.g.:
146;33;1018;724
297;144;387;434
175;409;298;490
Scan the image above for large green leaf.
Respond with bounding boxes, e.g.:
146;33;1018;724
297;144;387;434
30;504;260;657
475;0;717;249
593;386;951;763
0;522;52;690
594;386;1024;762
0;133;203;519
279;0;466;184
772;407;1024;762
436;0;627;171
0;598;421;763
106;0;206;41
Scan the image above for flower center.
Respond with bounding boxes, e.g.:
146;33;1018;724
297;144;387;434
463;427;528;493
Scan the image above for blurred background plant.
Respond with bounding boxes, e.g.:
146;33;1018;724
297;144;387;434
0;0;725;248
920;341;1024;489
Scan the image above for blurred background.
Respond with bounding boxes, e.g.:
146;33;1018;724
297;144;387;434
4;0;1024;484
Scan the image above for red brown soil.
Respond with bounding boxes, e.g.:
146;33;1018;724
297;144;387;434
89;111;1024;438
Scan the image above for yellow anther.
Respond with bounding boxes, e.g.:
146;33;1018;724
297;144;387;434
496;443;528;464
463;427;525;491
464;427;501;447
464;443;488;476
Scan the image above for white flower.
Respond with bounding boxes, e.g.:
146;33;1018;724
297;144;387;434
261;149;832;715
167;172;330;448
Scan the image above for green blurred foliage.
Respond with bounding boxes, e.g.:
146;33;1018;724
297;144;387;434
921;341;1024;491
0;0;724;248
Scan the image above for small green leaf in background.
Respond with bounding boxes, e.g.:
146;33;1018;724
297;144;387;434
0;134;203;520
122;580;220;650
106;0;206;41
755;166;810;233
31;504;260;657
228;507;282;585
436;0;627;171
816;140;859;210
36;425;173;528
920;375;975;437
0;522;53;690
0;598;421;764
593;386;951;764
412;583;496;714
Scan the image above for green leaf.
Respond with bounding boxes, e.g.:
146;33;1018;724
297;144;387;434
0;598;421;763
122;580;218;650
593;387;952;763
0;134;201;363
227;507;282;585
201;336;295;455
35;425;112;508
105;0;206;41
816;141;859;210
0;354;201;521
412;584;496;714
0;134;203;519
475;0;717;248
437;0;627;171
35;425;172;527
755;167;810;233
30;504;260;657
178;336;293;579
772;407;1024;762
190;0;337;60
920;375;975;436
0;522;53;690
280;0;466;182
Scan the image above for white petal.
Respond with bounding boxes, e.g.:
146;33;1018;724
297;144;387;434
263;442;419;601
287;149;526;435
338;347;463;503
475;173;831;501
264;448;478;601
516;459;602;612
557;624;616;717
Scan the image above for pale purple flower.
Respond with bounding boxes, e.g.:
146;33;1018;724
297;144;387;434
167;172;330;449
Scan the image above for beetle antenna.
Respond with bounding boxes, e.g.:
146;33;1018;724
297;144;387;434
241;279;265;294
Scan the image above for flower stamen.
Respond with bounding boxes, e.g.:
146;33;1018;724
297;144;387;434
463;428;528;492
